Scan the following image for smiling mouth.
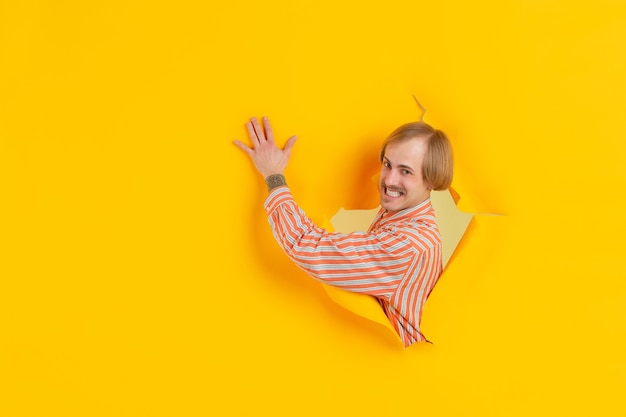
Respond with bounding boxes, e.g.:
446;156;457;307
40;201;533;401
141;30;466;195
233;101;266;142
384;187;403;198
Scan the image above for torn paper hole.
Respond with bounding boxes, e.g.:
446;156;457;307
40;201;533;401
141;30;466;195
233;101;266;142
319;188;474;341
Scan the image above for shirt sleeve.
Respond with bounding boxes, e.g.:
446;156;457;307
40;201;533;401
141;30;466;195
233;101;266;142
264;186;418;299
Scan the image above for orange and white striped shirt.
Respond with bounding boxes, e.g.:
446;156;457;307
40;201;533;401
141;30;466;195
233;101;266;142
265;186;443;347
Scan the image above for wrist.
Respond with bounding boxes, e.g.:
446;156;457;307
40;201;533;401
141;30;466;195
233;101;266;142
265;174;287;191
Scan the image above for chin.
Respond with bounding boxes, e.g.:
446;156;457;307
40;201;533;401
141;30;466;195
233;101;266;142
380;199;402;212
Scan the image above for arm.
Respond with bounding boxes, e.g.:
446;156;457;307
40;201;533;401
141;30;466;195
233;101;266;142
264;187;415;299
234;117;415;298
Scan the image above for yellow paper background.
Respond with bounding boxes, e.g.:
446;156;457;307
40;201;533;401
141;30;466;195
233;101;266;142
1;1;625;416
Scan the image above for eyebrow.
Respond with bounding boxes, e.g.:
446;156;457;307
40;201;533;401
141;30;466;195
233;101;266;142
383;156;415;173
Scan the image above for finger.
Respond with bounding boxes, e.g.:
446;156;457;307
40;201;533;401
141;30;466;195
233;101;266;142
251;117;266;141
233;140;253;155
283;135;297;155
246;121;260;146
262;117;275;143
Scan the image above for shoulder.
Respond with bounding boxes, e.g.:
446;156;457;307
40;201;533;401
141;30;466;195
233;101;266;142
386;218;441;252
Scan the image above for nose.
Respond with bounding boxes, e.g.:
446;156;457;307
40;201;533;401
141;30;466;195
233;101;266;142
383;168;400;186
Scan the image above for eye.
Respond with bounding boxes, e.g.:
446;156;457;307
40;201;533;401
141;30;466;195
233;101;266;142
402;169;412;175
383;161;391;168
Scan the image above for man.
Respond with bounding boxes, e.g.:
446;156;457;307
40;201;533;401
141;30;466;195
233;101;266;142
234;116;453;347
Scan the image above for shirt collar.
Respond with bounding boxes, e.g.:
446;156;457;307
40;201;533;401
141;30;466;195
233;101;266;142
374;197;434;228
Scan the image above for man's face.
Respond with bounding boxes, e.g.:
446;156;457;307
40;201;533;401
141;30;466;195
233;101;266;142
379;137;430;212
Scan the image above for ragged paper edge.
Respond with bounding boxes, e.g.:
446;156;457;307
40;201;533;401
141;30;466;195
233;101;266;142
319;187;477;341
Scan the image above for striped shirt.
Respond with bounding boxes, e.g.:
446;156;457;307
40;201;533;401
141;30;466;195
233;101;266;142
265;186;443;347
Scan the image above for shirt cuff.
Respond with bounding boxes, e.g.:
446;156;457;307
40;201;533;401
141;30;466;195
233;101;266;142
264;186;294;214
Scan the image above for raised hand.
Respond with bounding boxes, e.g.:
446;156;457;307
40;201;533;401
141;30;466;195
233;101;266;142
233;117;297;179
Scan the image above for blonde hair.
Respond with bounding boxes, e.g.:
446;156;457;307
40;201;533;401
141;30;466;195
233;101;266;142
379;122;453;191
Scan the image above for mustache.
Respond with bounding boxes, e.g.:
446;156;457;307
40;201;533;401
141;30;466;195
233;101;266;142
381;183;404;192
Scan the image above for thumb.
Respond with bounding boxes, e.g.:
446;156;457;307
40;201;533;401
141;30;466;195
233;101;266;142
283;135;297;155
